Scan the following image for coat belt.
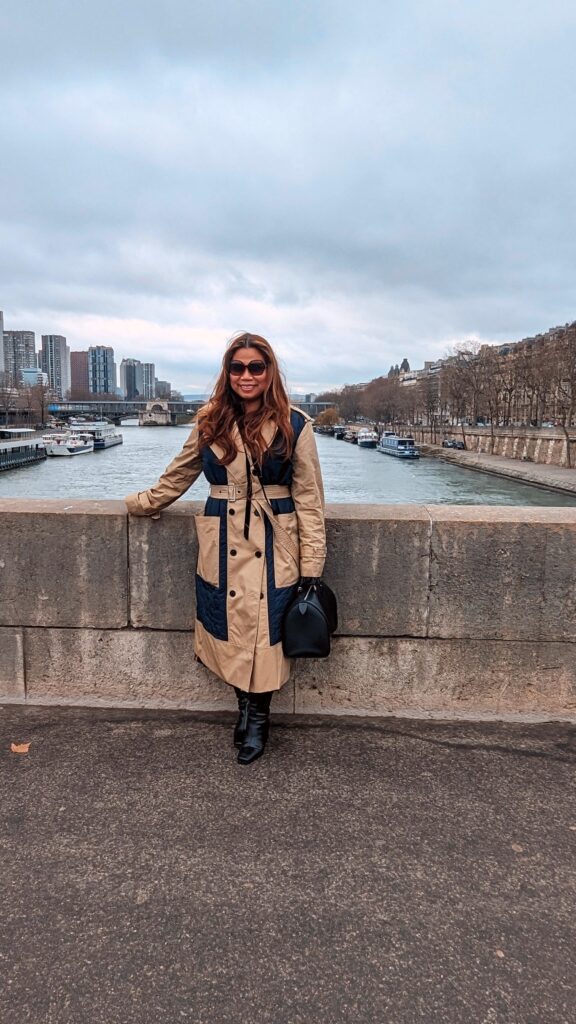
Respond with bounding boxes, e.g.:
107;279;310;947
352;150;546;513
209;483;292;501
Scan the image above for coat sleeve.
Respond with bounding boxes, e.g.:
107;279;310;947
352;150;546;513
291;420;327;577
124;421;203;517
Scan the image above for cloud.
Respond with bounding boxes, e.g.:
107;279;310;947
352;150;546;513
1;1;575;390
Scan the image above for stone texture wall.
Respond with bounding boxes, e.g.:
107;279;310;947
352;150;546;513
411;426;576;467
1;498;575;721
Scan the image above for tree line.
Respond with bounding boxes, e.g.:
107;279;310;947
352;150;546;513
316;321;576;464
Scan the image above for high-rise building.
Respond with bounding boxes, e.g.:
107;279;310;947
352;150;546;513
142;363;155;399
88;346;116;395
21;367;49;388
70;351;90;398
39;335;71;398
2;330;37;387
119;358;144;399
155;379;171;399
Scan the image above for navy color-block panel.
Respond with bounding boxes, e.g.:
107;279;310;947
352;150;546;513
268;496;295;515
203;496;227;517
290;408;308;441
260;409;307;487
195;502;228;642
261;452;292;486
196;576;228;641
264;515;299;646
201;445;227;484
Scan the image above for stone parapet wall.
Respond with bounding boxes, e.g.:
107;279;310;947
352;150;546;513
411;426;576;467
1;499;575;721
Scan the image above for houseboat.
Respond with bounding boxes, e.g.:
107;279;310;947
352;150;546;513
377;433;420;459
0;429;47;472
357;428;379;449
70;420;123;449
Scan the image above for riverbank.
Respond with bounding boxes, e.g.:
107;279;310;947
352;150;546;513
422;444;576;496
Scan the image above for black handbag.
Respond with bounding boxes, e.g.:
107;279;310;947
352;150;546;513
282;580;338;658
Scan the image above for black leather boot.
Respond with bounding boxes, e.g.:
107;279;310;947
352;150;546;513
237;691;273;765
233;686;250;748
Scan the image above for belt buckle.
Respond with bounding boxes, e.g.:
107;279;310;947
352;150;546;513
228;483;242;501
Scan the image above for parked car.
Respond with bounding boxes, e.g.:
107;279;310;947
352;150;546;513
442;439;466;450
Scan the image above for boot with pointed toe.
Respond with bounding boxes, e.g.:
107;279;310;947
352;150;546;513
237;691;273;765
233;686;250;748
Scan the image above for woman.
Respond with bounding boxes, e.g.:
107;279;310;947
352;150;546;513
125;332;326;765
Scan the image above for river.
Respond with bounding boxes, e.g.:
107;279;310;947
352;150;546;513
0;422;574;506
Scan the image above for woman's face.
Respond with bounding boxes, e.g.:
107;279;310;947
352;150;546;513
228;346;270;408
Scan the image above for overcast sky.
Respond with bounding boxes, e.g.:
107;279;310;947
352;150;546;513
1;1;575;394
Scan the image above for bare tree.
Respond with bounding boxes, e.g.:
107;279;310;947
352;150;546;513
30;381;54;426
552;324;576;467
0;385;17;426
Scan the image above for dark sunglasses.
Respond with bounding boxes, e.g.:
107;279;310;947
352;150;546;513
229;359;268;377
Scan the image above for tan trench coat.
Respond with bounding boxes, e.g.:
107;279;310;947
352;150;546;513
125;407;326;692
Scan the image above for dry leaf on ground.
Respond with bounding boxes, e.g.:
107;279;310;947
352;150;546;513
10;742;31;754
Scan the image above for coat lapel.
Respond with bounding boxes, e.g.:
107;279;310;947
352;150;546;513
209;418;278;484
209;421;246;485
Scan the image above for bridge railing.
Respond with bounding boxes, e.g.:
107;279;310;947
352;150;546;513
1;499;575;721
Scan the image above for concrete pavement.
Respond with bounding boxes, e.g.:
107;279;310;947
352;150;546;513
1;706;575;1023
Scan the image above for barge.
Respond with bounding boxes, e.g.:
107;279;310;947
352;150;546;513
0;429;47;471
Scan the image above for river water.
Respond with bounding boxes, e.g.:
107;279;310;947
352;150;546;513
1;422;574;506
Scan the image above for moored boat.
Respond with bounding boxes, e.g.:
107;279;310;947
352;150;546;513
43;431;95;456
71;420;123;449
377;434;420;458
357;429;379;449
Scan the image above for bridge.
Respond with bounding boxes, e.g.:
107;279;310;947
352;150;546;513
48;398;333;424
48;399;204;424
1;498;574;1022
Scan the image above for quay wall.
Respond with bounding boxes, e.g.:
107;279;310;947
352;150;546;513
1;498;576;722
411;425;576;467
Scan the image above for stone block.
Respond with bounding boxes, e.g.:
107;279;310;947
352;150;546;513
427;506;576;641
128;502;201;629
0;628;25;701
294;635;576;719
24;627;294;712
0;499;128;628
324;505;430;636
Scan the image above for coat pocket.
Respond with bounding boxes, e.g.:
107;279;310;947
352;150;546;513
194;515;221;588
273;512;300;588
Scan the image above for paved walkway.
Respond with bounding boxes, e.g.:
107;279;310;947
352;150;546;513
1;706;575;1023
426;446;576;496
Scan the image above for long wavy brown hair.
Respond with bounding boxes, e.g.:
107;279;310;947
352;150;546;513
198;332;294;465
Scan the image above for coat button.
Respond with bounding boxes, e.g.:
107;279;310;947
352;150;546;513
229;508;235;516
229;590;236;597
254;509;260;517
230;549;237;556
260;592;264;599
255;551;262;558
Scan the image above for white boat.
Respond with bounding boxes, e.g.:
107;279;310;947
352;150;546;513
42;431;95;456
70;420;123;450
357;429;379;449
377;433;420;459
